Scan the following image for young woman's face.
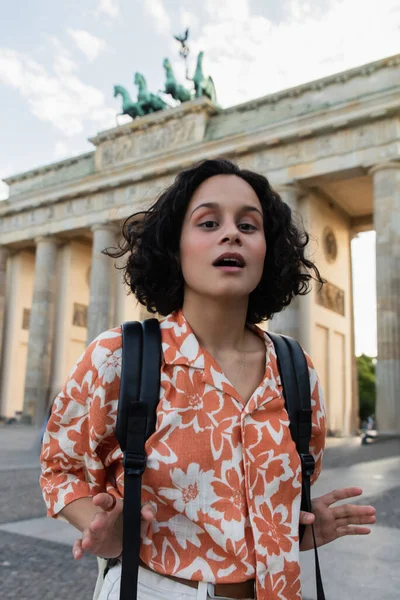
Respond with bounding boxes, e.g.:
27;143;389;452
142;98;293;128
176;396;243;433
179;174;266;302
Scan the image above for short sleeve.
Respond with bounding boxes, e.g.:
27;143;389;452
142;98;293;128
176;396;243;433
39;327;122;517
304;353;327;485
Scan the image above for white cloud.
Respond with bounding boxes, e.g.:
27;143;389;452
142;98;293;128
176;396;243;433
192;0;400;107
179;9;199;31
205;0;249;22
0;45;115;136
97;0;119;18
54;141;69;159
68;29;107;62
145;0;171;35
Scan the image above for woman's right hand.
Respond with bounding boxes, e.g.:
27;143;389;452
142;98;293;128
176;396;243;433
72;493;156;560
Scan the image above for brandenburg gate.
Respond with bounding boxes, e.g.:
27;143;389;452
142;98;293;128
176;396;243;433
0;53;399;435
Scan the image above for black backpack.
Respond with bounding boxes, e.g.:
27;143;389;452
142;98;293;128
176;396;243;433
114;319;325;600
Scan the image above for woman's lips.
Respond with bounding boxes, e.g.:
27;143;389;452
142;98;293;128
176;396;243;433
213;265;244;273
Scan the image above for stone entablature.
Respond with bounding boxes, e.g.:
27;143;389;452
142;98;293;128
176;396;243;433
4;153;94;199
1;116;399;245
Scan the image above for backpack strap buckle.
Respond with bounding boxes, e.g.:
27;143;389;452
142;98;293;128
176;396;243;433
123;450;147;476
300;453;315;478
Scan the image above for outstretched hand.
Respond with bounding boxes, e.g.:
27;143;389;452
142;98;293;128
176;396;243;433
299;487;376;551
72;493;156;560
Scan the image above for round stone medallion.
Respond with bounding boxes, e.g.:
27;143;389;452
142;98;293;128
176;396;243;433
323;227;338;263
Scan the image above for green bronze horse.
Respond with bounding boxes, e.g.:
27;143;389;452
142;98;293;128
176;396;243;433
113;85;144;119
192;51;217;103
134;72;167;113
162;58;192;103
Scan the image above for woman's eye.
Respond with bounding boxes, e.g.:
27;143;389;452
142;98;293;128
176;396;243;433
239;223;257;232
199;221;218;229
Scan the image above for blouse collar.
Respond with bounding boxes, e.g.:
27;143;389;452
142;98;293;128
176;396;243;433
159;309;277;405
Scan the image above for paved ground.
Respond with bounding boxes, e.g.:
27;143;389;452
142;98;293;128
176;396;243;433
0;424;399;600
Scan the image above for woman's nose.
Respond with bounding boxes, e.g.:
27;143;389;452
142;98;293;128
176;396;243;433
220;226;242;245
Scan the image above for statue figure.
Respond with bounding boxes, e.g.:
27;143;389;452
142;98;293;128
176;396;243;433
113;30;217;123
113;85;144;119
162;58;192;103
174;29;189;60
191;51;217;103
134;72;167;114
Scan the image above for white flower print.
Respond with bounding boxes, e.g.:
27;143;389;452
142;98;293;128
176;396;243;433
158;462;217;521
91;344;122;383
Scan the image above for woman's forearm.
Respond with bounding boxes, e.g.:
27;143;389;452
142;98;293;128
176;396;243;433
59;497;99;532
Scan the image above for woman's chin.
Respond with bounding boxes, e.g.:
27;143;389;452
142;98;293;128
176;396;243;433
195;287;252;301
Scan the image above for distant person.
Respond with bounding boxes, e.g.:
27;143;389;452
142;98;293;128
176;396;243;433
40;159;375;600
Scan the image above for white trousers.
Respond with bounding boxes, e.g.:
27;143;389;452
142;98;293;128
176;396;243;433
97;563;251;600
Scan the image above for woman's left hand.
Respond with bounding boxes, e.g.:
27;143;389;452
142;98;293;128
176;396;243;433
299;486;376;551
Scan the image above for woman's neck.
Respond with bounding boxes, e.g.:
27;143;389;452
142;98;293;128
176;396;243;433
182;292;249;356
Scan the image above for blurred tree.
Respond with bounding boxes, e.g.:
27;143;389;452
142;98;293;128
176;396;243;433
357;354;376;423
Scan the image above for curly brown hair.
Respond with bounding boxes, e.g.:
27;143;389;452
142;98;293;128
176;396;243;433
105;158;324;324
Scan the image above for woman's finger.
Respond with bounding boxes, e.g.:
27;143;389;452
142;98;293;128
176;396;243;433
332;504;376;521
81;527;94;551
335;513;376;528
72;538;83;560
299;511;315;524
90;510;108;535
336;525;373;536
317;487;364;508
93;493;118;512
141;503;156;521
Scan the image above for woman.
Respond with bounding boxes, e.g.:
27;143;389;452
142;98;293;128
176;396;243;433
40;159;375;600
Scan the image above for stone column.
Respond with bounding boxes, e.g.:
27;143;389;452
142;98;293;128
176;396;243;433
23;236;59;426
0;246;9;365
87;223;119;344
371;162;400;434
269;184;301;341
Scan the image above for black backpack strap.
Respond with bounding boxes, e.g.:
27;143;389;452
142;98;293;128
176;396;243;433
115;319;161;600
268;332;325;600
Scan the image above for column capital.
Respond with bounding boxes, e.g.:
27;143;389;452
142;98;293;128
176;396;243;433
34;234;62;246
91;222;120;234
368;161;400;176
275;180;308;200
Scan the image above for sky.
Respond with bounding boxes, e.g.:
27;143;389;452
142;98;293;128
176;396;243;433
0;0;395;355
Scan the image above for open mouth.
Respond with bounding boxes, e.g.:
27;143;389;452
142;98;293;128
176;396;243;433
212;254;245;269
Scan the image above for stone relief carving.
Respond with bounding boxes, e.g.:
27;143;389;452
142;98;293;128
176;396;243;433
317;136;335;157
354;126;375;149
250;151;272;173
316;281;345;316
22;308;31;330
105;191;115;206
99;116;197;169
73;302;88;328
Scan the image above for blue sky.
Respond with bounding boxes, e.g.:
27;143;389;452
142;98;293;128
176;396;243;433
1;0;397;355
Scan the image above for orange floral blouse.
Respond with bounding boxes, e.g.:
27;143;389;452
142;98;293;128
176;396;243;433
40;309;326;600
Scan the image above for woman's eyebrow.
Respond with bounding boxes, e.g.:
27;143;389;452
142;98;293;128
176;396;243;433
190;202;263;218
